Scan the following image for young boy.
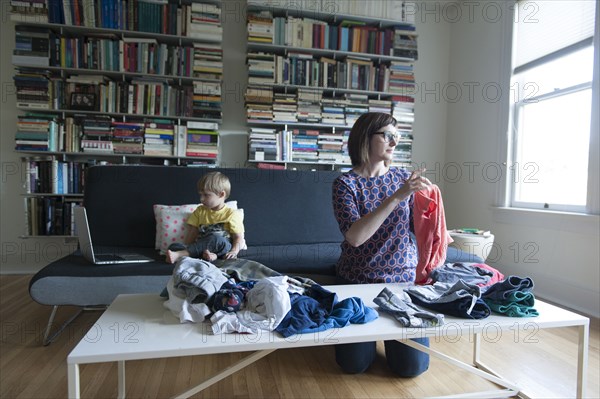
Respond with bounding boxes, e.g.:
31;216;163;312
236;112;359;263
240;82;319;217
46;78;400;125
166;172;245;264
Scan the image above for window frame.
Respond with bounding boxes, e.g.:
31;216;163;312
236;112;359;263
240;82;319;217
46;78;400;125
505;1;599;215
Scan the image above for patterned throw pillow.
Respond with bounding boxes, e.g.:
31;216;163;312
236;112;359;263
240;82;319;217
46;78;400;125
153;202;241;254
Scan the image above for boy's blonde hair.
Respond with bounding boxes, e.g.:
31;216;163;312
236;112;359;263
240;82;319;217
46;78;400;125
197;172;231;199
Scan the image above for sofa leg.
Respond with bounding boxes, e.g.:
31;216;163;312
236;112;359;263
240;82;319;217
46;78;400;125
42;305;84;346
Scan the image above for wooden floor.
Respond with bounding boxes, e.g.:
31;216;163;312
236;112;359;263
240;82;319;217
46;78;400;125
1;274;599;398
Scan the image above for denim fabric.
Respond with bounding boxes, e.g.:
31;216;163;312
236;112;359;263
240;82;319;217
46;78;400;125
168;233;231;259
333;276;430;376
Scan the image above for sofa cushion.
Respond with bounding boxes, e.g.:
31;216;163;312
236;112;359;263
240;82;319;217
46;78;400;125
153;204;198;250
29;249;169;306
153;201;241;254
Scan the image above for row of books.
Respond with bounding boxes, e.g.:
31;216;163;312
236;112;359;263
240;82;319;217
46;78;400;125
248;51;415;93
23;157;88;194
15;113;220;160
54;36;213;78
11;0;223;40
248;128;351;164
14;70;222;119
24;196;81;236
249;128;412;166
248;0;417;23
246;87;415;127
248;11;418;60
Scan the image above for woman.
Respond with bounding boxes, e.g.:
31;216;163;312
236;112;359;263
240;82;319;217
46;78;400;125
332;112;431;376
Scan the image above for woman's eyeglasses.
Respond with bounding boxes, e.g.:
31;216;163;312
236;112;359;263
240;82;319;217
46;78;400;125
373;130;399;143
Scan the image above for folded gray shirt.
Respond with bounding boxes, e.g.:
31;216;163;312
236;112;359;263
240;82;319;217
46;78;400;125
374;287;444;328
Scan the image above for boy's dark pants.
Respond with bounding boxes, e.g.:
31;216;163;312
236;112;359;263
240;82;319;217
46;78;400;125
168;233;232;258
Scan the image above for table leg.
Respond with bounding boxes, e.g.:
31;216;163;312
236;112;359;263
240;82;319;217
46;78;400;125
173;349;276;399
577;323;589;398
400;338;520;397
118;361;126;399
473;332;481;364
67;363;80;399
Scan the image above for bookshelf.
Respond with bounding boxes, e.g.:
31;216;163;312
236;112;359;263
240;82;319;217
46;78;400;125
11;0;223;237
245;1;417;170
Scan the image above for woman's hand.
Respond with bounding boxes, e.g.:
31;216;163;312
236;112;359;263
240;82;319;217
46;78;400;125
392;169;431;201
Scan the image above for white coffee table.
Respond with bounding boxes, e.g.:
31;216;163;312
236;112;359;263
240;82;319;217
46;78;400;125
67;284;589;399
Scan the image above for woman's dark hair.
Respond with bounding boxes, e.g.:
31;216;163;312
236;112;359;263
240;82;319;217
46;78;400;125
347;112;397;167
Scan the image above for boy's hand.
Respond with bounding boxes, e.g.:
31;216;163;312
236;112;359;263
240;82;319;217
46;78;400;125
223;251;238;259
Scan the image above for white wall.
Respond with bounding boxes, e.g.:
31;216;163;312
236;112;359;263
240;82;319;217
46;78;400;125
443;0;600;317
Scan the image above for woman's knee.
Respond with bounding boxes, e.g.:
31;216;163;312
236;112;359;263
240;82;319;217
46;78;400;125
335;341;377;374
384;338;430;377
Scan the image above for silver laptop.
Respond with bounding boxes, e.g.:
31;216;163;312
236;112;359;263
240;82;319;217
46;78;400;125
74;206;154;264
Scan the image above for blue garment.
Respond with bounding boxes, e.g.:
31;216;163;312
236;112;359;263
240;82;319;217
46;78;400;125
482;276;538;317
482;276;534;301
275;292;378;338
406;280;491;319
275;293;329;338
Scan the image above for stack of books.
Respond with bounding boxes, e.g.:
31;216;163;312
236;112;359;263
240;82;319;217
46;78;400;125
248;127;280;161
317;131;346;163
272;93;297;123
368;98;392;115
80;116;114;154
186;121;219;159
392;26;418;60
193;42;223;80
321;97;346;125
248;52;275;85
14;68;51;110
246;86;273;122
297;89;322;123
15;113;58;152
192;81;222;120
187;2;222;41
344;93;369;126
291;129;319;162
143;119;174;156
112;121;145;155
388;61;415;95
392;95;415;124
13;25;49;67
247;10;273;43
10;0;48;22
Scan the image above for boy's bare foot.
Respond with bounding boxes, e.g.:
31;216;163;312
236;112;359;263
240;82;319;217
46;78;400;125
166;250;182;264
202;250;218;262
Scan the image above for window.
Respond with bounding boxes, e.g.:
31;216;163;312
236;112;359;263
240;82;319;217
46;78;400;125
508;0;598;213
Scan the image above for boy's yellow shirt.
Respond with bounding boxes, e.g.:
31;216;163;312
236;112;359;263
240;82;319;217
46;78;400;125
187;205;244;234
